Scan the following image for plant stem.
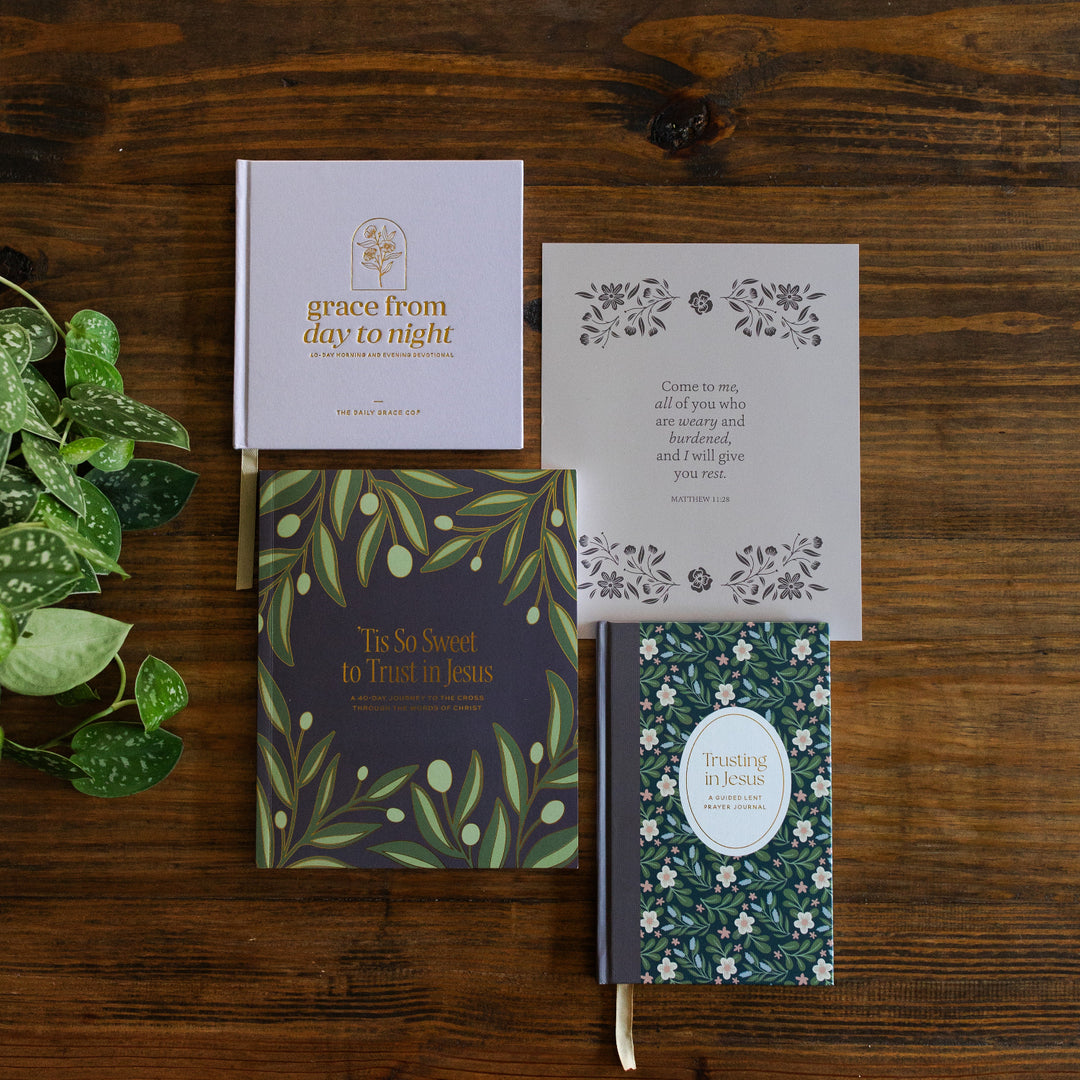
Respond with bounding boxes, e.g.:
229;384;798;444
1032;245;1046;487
37;656;133;748
0;274;67;341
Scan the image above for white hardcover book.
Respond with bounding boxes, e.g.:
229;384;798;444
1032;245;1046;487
235;160;523;450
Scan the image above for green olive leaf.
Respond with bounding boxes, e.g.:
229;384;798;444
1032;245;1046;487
70;722;182;798
0;607;131;695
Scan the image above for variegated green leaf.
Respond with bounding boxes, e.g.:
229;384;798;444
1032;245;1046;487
0;307;57;362
20;365;60;423
65;346;123;393
59;437;107;465
0;600;18;664
0;525;82;613
87;459;198;530
0;322;32;370
0;607;130;695
0;337;28;434
71;723;182;797
19;398;61;441
33;495;125;578
64;384;189;449
0;468;43;527
2;738;89;781
22;433;85;516
134;655;188;733
86;436;133;472
67;310;119;364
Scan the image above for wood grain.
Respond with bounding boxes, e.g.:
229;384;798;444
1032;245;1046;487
3;2;1080;1077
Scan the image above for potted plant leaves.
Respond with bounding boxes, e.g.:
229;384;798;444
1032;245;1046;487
0;277;197;796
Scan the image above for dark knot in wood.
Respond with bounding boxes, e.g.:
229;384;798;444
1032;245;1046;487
648;95;712;152
0;247;38;287
522;298;542;333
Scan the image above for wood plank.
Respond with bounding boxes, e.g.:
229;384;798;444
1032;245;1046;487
2;4;1079;185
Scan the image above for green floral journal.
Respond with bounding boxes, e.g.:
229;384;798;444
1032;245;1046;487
598;621;833;985
256;468;578;869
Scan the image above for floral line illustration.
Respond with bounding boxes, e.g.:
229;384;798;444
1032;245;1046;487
721;533;827;605
578;534;679;604
358;223;402;287
576;279;679;347
689;279;825;349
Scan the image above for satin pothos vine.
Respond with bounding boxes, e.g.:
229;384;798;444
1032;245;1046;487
0;278;197;797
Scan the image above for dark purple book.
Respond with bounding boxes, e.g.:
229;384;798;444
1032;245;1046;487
256;468;578;868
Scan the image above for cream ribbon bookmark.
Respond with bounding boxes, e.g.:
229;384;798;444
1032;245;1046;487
616;984;637;1070
236;448;259;590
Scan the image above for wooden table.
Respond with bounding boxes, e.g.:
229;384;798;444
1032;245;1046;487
3;3;1079;1076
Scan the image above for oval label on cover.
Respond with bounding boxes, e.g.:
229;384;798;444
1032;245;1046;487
677;706;792;857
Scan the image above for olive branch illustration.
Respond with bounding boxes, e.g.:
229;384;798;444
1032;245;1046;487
257;469;578;670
